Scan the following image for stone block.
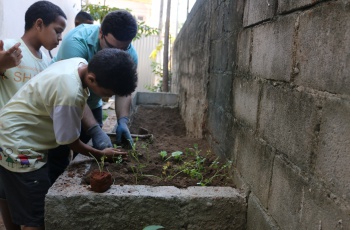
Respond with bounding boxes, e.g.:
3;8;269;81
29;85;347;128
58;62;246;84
235;131;274;207
251;14;296;82
247;194;280;230
315;98;350;198
295;2;350;95
258;84;319;170
236;28;251;73
277;0;320;14
268;155;308;229
243;0;276;27
233;77;260;129
299;180;350;229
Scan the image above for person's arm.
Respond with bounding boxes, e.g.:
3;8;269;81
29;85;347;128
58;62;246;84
115;95;133;147
68;138;127;161
114;45;138;147
0;40;22;74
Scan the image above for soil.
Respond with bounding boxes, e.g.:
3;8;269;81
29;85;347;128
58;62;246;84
82;106;235;189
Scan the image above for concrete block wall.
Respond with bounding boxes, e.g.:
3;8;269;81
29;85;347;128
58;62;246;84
173;0;350;229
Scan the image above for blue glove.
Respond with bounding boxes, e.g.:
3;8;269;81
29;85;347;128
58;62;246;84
87;124;112;150
116;117;133;148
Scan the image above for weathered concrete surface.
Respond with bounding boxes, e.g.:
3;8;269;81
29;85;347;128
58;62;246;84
133;92;178;107
172;0;350;228
243;0;276;27
45;156;247;230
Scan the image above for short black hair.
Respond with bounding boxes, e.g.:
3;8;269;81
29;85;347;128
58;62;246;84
101;10;137;41
25;1;67;31
75;11;93;27
88;49;138;96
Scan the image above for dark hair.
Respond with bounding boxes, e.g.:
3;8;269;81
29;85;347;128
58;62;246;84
88;49;138;96
101;10;137;41
24;1;67;31
75;11;93;26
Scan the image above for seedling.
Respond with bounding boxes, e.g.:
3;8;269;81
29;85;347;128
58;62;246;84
165;151;183;161
159;151;167;160
89;152;106;173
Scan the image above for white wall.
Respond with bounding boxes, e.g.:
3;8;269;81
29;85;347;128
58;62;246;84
0;0;81;57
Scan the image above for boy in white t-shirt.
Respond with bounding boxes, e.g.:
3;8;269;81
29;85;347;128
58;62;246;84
0;1;67;109
0;48;137;230
0;2;67;229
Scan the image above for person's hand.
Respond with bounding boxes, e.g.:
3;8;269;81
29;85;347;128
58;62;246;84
116;117;133;148
102;147;128;162
0;40;22;72
87;124;112;150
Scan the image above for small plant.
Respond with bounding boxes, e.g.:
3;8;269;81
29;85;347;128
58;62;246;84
165;151;183;161
143;226;164;230
159;151;167;160
89;152;106;173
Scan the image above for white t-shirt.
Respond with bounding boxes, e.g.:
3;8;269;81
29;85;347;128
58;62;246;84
0;58;89;172
0;38;50;109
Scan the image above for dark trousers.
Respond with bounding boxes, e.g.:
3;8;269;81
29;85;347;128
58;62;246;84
47;106;103;184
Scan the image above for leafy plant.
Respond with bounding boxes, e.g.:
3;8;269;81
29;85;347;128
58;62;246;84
159;151;167;160
82;4;158;40
165;151;183;161
143;226;164;230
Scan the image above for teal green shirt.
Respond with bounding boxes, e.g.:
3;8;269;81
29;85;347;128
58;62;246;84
52;24;138;109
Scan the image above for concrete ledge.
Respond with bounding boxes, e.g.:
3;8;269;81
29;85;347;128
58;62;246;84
45;155;247;230
132;92;178;107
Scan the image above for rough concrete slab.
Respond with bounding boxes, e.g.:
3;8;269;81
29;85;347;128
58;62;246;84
243;0;276;27
295;2;350;94
45;155;247;230
133;92;178;107
251;13;296;82
277;0;320;14
233;77;260;129
258;84;319;170
315;97;350;199
247;194;280;230
235;131;274;207
267;155;308;229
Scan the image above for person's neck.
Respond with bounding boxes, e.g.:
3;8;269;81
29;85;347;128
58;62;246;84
21;32;42;59
78;63;89;88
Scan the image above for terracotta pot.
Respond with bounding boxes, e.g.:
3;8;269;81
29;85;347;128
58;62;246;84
90;170;113;193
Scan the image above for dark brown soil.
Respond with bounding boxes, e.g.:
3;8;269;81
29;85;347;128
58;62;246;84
83;106;235;189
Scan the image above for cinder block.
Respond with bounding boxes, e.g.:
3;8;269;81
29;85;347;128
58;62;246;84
268;155;308;229
247;194;280;230
134;92;178;107
243;0;276;27
233;77;260;129
295;2;350;94
299;180;350;229
315;98;350;198
235;131;275;207
277;0;320;14
237;28;252;73
251;14;296;81
258;84;319;170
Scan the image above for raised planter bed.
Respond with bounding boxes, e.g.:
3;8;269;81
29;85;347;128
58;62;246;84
45;92;247;230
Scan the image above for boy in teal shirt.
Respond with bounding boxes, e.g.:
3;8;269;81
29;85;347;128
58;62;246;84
0;49;137;229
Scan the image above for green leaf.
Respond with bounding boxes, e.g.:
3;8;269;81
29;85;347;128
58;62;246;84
143;225;165;230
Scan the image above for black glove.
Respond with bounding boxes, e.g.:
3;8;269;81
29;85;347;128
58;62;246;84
116;117;133;148
87;124;112;149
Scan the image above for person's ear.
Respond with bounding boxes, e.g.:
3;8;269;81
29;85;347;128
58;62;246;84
35;18;44;31
98;28;103;39
86;73;96;85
